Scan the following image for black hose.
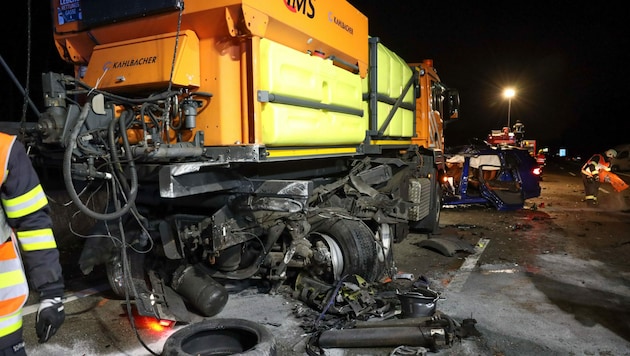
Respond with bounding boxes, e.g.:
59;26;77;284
108;109;135;198
63;101;138;220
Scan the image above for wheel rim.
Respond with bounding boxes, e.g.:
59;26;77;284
106;254;126;296
375;223;392;263
311;232;344;280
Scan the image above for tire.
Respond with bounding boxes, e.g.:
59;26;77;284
162;318;276;356
409;170;442;234
308;216;380;283
105;248;145;298
106;252;126;297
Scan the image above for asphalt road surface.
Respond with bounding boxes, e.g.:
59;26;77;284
20;159;630;355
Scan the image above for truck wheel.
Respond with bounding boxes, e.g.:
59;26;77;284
106;253;126;297
375;223;396;279
162;318;276;356
308;217;380;283
410;172;442;234
106;249;145;298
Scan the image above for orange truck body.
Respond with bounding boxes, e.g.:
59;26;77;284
51;0;457;159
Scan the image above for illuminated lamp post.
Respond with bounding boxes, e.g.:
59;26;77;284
503;88;515;129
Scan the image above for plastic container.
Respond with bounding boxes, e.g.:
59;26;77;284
397;287;439;318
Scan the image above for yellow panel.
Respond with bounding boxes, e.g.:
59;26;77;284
83;30;200;92
376;43;414;102
402;108;414;137
360;41;415;138
369;139;412;145
365;101;414;138
258;38;365;146
266;147;357;159
261;103;366;146
259;38;362;107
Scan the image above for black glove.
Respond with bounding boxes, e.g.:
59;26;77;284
36;297;65;343
592;174;599;182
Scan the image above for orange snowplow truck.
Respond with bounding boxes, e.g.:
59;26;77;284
34;0;459;320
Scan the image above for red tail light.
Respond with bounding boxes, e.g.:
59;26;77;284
532;167;542;176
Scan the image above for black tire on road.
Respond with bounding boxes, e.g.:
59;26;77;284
162;318;276;356
308;216;380;283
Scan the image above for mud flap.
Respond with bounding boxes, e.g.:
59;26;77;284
148;271;193;322
418;236;475;257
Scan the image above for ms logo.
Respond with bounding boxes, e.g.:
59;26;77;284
284;0;315;19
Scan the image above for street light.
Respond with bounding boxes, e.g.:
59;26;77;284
503;88;515;129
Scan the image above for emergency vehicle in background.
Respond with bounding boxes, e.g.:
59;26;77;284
486;126;545;168
6;0;459;321
439;121;543;210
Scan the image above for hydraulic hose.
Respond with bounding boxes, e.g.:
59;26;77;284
107;109;138;199
63;101;138;220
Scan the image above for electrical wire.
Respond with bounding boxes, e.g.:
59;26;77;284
167;2;184;92
114;183;160;356
19;0;33;142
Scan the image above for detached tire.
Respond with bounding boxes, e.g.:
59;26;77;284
162;318;276;356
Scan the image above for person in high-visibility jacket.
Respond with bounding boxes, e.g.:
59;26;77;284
0;132;65;355
580;148;617;205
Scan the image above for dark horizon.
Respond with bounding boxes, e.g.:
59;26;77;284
348;1;628;158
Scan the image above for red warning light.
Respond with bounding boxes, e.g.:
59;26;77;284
125;306;176;332
134;315;176;332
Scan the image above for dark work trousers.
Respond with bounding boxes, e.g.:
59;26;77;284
0;344;26;356
581;173;600;200
0;329;26;356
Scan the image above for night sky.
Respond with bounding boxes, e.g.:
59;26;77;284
3;1;628;158
1;1;72;128
347;1;629;157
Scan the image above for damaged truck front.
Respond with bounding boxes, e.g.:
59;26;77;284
16;0;459;322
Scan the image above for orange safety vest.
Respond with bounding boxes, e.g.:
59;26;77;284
580;153;610;177
0;134;29;339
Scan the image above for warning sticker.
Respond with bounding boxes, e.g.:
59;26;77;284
57;0;82;25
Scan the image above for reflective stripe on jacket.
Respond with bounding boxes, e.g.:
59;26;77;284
0;134;29;338
0;132;63;300
0;238;28;338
